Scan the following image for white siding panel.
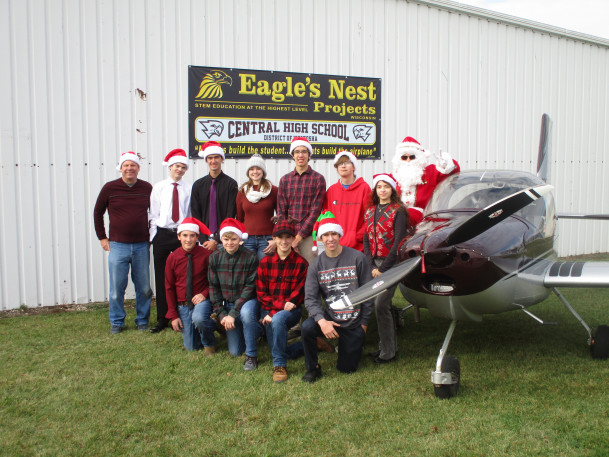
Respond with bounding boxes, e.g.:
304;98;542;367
2;0;609;309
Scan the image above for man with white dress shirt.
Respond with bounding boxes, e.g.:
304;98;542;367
149;149;192;333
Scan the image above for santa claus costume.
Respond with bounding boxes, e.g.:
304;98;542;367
392;136;460;226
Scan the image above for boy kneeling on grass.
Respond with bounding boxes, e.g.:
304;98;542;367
256;219;308;383
208;218;261;371
165;217;214;352
301;216;374;383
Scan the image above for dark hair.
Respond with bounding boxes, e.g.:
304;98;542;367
239;177;272;195
367;181;406;211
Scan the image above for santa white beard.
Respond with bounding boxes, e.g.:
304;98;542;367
392;157;427;207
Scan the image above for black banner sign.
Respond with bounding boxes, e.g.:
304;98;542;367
188;66;381;159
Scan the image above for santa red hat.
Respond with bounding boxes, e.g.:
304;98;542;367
333;150;359;172
372;173;398;190
116;151;140;171
395;136;425;157
219;218;248;240
289;137;313;155
177;217;212;236
163;148;189;169
198;141;225;160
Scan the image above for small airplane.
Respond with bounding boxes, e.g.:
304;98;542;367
330;114;609;398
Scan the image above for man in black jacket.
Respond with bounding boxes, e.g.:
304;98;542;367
190;141;238;251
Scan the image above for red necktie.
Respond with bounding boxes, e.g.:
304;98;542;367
172;182;179;223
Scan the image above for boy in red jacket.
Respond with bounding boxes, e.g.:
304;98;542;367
323;151;371;252
165;217;214;352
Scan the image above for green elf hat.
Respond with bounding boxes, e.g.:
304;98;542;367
311;211;342;251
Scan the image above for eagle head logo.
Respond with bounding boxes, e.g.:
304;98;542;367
195;70;233;99
353;125;372;142
197;120;224;140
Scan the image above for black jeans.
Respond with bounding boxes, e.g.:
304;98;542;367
152;228;181;325
301;316;365;374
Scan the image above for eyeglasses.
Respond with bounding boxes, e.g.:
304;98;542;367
401;154;416;161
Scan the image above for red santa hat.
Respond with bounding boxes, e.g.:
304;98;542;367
116;151;141;171
395;136;426;157
177;217;212;236
333;150;359;172
198;141;225;160
219;218;248;240
372;173;398;190
163;148;189;169
289;137;313;155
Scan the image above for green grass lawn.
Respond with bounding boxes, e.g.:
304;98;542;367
2;287;609;456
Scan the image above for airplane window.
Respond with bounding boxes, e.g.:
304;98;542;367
426;171;545;214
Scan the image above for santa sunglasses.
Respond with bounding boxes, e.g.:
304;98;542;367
401;154;416;161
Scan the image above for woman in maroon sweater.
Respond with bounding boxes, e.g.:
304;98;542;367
236;154;278;260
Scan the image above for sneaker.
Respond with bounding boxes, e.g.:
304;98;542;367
137;324;149;331
244;356;258;371
301;364;322;383
273;366;288;383
316;337;334;353
203;346;216;357
374;355;397;364
110;325;123;334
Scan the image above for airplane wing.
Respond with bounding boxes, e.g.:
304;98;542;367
557;213;609;220
328;257;421;310
518;259;609;287
544;261;609;287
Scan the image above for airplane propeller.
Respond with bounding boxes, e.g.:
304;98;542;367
329;183;553;310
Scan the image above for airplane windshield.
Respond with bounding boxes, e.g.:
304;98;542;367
427;170;546;213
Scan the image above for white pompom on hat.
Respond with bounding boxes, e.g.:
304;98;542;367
333;150;358;172
219;218;248;241
177;217;212;236
116;151;141;171
198;141;225;160
289;136;313;155
246;153;266;177
163;148;189;169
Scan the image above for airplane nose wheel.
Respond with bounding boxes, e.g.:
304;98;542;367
433;355;460;399
590;325;609;359
431;320;460;399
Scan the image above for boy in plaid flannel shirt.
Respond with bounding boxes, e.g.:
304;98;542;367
208;218;261;371
256;219;308;383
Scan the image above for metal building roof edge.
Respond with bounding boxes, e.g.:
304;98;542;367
412;0;609;48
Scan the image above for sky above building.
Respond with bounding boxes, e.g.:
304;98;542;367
454;0;609;40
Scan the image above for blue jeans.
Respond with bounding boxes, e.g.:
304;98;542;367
108;241;152;327
261;307;304;367
225;300;262;357
176;300;212;351
242;235;272;261
191;299;216;348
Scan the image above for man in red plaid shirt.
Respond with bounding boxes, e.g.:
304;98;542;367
277;137;326;264
256;219;308;383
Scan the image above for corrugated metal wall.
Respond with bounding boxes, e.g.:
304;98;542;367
2;0;608;309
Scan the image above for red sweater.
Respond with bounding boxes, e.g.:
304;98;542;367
323;177;371;252
164;245;211;321
236;185;278;235
93;178;152;243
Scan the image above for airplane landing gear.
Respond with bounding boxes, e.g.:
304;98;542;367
431;320;460;399
432;355;460;399
552;288;609;360
591;325;609;359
